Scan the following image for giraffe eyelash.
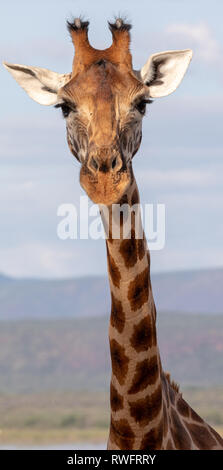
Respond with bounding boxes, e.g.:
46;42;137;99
55;102;77;118
134;98;153;115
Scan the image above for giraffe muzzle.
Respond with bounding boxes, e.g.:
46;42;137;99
80;148;131;205
88;152;123;175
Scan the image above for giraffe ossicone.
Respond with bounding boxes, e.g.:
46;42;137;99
4;17;223;450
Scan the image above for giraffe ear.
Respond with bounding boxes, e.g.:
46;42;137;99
139;49;193;98
3;62;71;105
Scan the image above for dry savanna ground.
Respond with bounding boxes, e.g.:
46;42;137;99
0;388;222;445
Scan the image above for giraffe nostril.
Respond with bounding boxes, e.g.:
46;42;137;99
88;153;121;174
90;157;99;171
112;157;117;169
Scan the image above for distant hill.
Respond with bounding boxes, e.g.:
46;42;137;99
0;275;110;320
0;273;11;282
152;268;223;314
0;313;222;393
0;268;223;320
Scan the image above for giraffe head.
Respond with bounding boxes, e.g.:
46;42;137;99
4;18;192;205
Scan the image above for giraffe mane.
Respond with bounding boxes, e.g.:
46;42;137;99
165;371;181;394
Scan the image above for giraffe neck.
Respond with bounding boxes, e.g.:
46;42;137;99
100;178;223;450
101;178;164;450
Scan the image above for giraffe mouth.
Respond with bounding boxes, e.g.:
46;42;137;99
79;166;131;205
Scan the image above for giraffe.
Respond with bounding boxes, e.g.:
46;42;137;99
4;17;223;450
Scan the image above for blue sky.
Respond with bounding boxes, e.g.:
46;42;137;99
1;0;223;278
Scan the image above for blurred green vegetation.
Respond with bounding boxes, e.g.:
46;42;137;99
0;391;109;444
0;314;222;394
0;313;222;444
0;388;222;444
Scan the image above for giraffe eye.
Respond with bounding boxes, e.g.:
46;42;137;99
61;104;71;118
136;100;148;115
55;102;75;118
135;99;152;115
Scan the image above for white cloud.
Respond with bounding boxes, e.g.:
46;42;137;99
166;22;222;65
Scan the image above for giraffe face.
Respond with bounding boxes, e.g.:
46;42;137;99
4;17;193;206
57;61;150;205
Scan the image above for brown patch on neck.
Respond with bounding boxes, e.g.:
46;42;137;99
110;293;125;333
119;232;138;268
119;193;129;229
137;237;145;260
183;422;216;449
119;228;146;267
128;356;159;394
128;385;162;426
127;267;149;311
110;382;124;412
109;338;129;385
171;408;191;450
140;419;163;450
106;245;121;287
130;315;155;352
119;193;129;205
176;396;190;418
210;427;223;446
131;188;139;205
166;439;175;450
110;417;135;450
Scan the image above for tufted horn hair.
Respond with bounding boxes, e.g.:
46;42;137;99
108;18;132;68
67;17;132;76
